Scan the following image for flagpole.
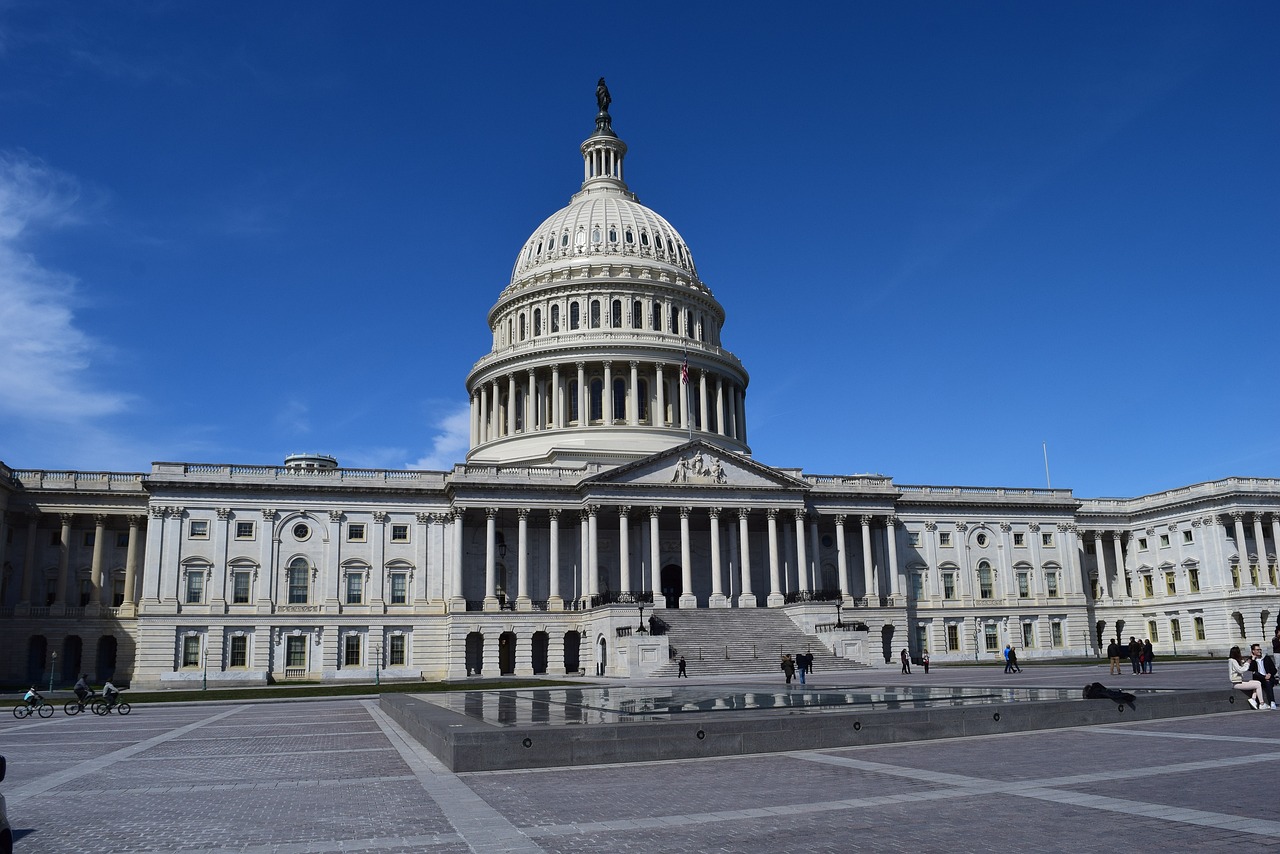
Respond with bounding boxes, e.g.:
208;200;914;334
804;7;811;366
682;346;692;442
1042;442;1051;489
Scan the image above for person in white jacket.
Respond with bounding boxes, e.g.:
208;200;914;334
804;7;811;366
1229;646;1265;710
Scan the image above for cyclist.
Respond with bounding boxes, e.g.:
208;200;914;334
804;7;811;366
102;680;119;708
23;686;44;709
73;674;91;708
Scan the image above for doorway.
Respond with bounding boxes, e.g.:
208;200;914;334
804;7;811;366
660;564;682;608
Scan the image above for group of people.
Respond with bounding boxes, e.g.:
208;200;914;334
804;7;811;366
899;648;929;674
1230;642;1280;710
1105;637;1156;675
1002;644;1022;673
780;652;816;685
23;674;119;710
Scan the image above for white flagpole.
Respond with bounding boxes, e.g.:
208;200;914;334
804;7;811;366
1042;442;1052;489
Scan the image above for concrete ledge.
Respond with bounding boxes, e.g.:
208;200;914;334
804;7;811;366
382;688;1245;772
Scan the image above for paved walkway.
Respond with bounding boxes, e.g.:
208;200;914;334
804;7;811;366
2;663;1276;853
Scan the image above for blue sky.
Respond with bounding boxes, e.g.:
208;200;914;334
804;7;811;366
0;2;1276;498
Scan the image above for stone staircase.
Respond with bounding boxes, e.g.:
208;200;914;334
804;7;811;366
646;608;873;677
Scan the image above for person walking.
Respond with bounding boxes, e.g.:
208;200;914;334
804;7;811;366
1008;646;1022;673
781;654;795;685
677;655;687;678
1128;637;1142;674
797;652;808;685
900;648;912;674
1003;644;1014;674
1142;639;1154;674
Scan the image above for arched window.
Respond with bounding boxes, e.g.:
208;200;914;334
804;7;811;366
612;377;626;422
514;390;524;431
609;226;618;243
568;380;579;423
560;232;569;248
550;304;559;333
625;228;634;245
507;319;513;345
652;303;662;331
575;228;585;248
638;379;649;422
591;227;601;244
686;309;695;339
697;317;705;341
590;300;601;329
518;314;526;341
533;308;542;336
287;558;309;604
632;300;642;329
589;379;604;422
978;561;994;600
570;302;580;330
668;305;677;334
640;231;650;248
611;299;622;329
536;239;543;255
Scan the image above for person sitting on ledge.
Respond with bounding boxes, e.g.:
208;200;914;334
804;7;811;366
1229;646;1265;710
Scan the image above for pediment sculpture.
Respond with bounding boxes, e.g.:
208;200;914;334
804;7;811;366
670;450;728;484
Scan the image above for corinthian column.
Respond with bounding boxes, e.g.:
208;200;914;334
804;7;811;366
678;507;696;608
484;508;499;611
767;509;783;607
794;510;809;594
548;509;562;609
618;506;631;594
835;515;851;601
860;515;875;601
708;508;726;607
737;509;756;608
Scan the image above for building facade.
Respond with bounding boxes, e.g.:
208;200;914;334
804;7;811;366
2;96;1278;687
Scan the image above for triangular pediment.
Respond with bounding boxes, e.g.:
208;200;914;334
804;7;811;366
582;440;810;490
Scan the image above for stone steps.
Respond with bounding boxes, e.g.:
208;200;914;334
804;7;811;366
648;608;872;677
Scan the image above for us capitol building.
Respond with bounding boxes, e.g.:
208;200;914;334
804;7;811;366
2;86;1278;687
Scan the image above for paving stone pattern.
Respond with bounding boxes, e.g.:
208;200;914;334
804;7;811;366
2;671;1280;853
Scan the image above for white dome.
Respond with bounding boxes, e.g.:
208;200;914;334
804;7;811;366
510;194;698;284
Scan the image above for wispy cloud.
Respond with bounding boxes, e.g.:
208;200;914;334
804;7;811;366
0;152;131;421
274;398;311;435
411;402;471;471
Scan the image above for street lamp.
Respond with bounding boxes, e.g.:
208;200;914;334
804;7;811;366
637;601;647;634
835;592;844;628
50;651;58;693
373;641;382;687
202;635;208;691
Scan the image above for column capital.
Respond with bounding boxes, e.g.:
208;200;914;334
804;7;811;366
262;508;277;521
485;507;499;520
59;512;76;525
791;508;806;522
127;515;144;527
1230;510;1245;522
602;359;612;369
679;506;692;519
766;508;779;521
617;505;630;519
416;512;433;525
575;360;585;369
999;521;1011;532
736;508;751;522
586;504;599;517
517;508;530;520
629;360;638;369
372;510;388;524
833;514;846;525
93;513;109;526
925;521;937;532
860;514;874;526
650;506;662;519
328;509;343;523
548;508;561;520
707;507;721;520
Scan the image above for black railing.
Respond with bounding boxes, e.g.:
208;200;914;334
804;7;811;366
815;621;868;633
595;590;654;605
464;599;485;611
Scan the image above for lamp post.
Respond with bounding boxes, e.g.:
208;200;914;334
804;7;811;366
973;620;980;663
637;601;647;634
50;651;58;693
834;592;844;628
202;634;208;691
373;641;382;687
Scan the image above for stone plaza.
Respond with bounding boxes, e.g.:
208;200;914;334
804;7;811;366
3;663;1279;853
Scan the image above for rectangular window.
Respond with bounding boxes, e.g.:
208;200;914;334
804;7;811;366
1041;532;1054;548
1084;542;1095;555
185;572;204;604
938;531;952;547
984;623;999;652
189;520;210;539
1182;530;1193;544
913;624;928;653
1017;572;1029;598
232;572;251;604
112;578;124;607
182;635;201;668
978;566;993;599
390;572;408;605
1147;620;1159;643
1165;572;1176;595
1137;537;1148;551
1022;622;1035;648
390;635;406;666
1013;532;1026;547
344;635;362;667
946;624;959;651
1159;534;1170;548
348;523;366;542
1051;621;1063;647
83;531;96;547
908;531;920;547
235;521;255;540
286;636;306;668
1143;575;1154;597
1194;616;1205;640
288;566;308;604
229;635;247;667
910;574;924;601
391;524;410;543
346;573;364;605
943;573;956;600
1046;572;1059;598
1171;619;1182;643
1189;568;1200;593
50;530;61;546
115;532;129;548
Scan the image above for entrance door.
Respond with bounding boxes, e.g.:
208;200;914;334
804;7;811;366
498;631;516;675
660;564;682;608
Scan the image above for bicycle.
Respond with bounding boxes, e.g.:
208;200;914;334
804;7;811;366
64;691;99;716
91;696;130;716
13;698;55;719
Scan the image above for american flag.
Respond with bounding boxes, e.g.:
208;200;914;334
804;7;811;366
680;354;689;384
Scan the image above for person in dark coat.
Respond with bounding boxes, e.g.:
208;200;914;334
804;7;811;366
1128;637;1142;674
677;655;687;677
1142;639;1154;674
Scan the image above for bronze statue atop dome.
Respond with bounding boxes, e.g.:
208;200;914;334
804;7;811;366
595;77;614;135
